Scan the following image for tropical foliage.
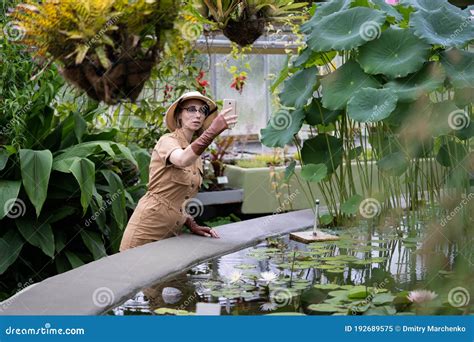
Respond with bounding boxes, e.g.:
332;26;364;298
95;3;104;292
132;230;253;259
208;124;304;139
261;0;473;224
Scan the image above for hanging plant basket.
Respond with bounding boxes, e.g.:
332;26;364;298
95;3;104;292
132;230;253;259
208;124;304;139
11;0;179;104
60;35;159;105
223;13;266;47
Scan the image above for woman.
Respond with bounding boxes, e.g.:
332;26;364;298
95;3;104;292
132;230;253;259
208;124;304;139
119;91;237;252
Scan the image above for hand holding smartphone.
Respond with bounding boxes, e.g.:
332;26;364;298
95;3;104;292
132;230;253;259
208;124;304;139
223;99;237;129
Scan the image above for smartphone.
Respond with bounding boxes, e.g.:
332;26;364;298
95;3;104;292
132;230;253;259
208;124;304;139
223;99;237;129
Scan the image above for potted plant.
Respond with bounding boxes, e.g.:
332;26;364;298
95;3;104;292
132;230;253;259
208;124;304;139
200;0;308;47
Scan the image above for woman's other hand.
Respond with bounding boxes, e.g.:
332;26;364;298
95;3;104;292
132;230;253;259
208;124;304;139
190;225;220;238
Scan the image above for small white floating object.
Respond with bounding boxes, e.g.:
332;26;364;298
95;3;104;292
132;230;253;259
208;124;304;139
196;302;221;316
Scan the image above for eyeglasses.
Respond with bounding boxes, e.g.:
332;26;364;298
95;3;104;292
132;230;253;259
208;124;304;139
181;105;210;117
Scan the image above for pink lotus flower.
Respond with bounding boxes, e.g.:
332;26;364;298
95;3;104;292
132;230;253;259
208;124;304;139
407;290;438;304
385;0;399;5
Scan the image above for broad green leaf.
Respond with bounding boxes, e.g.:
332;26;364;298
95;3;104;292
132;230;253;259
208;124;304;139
401;0;465;13
69;158;95;215
95;46;111;69
100;170;126;228
372;293;396;305
301;163;328;183
410;6;473;48
347;88;398;122
306;7;386;52
111;143;138;166
340;194;364;215
384;62;446;102
0;148;10;171
16;218;55;258
0;230;24;274
301;0;352;33
65;251;85;269
321;60;381;110
377;151;408;176
19;149;53;217
301;134;344;174
260;109;305;148
357;27;430;78
436;141;468;167
0;180;22;220
305;99;341;126
54;141;116;162
279;66;319;109
441;49;474;89
308;303;345;313
371;0;404;22
133;148;151;185
80;230;106;260
320;214;334;225
73;112;88;143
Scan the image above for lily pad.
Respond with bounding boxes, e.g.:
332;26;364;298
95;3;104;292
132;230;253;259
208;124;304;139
372;293;396;305
314;283;343;290
306;7;386;52
154;308;194;315
308;303;345;313
384;62;446;102
321;60;381;110
357;27;430;78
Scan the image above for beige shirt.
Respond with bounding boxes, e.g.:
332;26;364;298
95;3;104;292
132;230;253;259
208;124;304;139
119;128;203;251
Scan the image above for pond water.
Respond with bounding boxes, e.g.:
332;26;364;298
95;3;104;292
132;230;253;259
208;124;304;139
110;218;470;316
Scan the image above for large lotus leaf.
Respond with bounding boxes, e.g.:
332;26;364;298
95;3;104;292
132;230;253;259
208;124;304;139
305;99;341;125
279;66;319;109
371;0;404;22
301;163;328;183
454;87;474;108
441;49;474;89
357;27;430;78
384;62;446;102
321;60;381;110
383;96;432;128
436;140;468;167
307;7;386;52
376;151;409;176
347;88;398;122
260;109;305;148
410;7;473;48
293;49;337;68
301;134;343;173
301;0;352;34
401;0;462;13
